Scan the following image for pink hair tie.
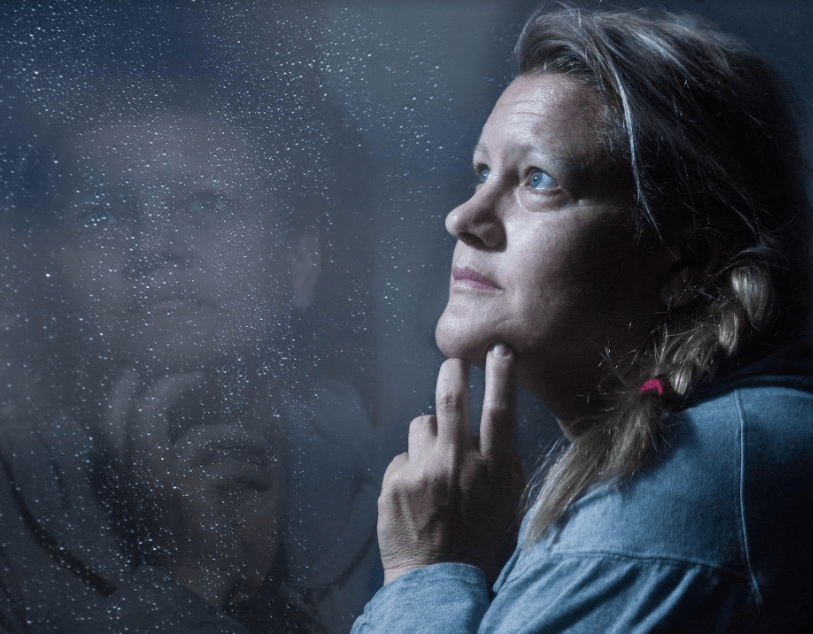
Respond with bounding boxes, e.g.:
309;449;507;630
639;379;664;396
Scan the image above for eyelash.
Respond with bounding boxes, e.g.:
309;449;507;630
473;164;489;185
472;164;558;192
526;168;558;191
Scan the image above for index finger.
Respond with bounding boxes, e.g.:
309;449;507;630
435;358;470;449
128;372;206;459
102;369;143;463
480;343;516;461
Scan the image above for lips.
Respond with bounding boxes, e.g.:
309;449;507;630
129;289;216;315
452;267;499;290
142;298;201;315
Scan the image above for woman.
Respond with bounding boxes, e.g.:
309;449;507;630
0;5;379;630
354;6;813;633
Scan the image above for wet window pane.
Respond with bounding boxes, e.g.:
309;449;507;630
1;2;810;632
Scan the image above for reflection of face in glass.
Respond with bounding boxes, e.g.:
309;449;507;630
53;114;288;376
38;114;291;606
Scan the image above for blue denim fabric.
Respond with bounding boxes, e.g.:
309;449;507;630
353;352;813;633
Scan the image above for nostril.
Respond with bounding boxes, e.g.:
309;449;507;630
452;221;505;251
123;250;186;279
457;231;488;250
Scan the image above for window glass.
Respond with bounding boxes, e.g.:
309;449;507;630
0;2;809;632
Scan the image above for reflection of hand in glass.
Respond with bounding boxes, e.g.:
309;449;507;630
0;244;41;422
102;369;280;608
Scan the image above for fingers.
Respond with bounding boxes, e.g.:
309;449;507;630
102;369;142;463
175;424;269;466
381;452;408;488
404;347;515;461
435;358;470;450
480;344;516;461
199;460;276;492
407;415;437;455
128;371;205;460
377;349;522;585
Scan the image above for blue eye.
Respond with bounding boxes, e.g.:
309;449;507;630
476;167;490;184
186;192;230;215
180;192;233;227
529;168;557;190
76;205;119;232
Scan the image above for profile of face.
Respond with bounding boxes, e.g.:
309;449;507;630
435;73;673;421
50;114;308;376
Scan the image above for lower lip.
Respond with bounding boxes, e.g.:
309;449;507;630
452;270;499;291
452;278;499;291
140;299;202;315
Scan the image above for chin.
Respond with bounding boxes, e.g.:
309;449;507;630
123;336;229;377
434;308;491;367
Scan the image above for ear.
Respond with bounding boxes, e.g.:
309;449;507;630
660;263;692;309
658;233;721;310
289;228;321;309
659;251;705;310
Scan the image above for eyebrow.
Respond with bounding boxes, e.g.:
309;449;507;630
471;140;581;179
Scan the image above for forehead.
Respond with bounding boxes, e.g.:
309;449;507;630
479;73;604;164
70;114;263;186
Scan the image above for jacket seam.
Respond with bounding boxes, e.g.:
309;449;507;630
506;550;751;589
733;390;764;608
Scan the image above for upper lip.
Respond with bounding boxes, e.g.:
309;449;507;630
452;266;499;290
129;288;216;313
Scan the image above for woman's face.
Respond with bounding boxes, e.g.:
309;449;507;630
52;114;289;375
435;73;672;421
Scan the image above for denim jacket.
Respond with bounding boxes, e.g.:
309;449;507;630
353;348;813;633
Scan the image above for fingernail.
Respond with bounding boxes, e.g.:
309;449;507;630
492;343;511;357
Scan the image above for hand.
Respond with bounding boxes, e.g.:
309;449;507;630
377;344;526;586
101;370;280;607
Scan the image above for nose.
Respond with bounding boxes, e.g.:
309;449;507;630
444;188;505;250
123;208;192;279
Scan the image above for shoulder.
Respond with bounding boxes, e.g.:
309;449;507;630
684;348;813;552
545;351;813;562
686;343;813;445
500;348;813;630
704;351;813;626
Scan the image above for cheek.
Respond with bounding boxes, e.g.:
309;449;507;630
497;219;644;352
210;230;287;323
209;221;276;284
57;247;128;319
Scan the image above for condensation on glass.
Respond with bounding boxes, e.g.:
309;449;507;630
1;1;808;633
0;4;382;632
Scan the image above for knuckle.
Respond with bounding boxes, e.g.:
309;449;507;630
408;416;436;441
442;358;467;374
436;390;466;413
483;397;511;417
408;415;433;433
382;453;408;484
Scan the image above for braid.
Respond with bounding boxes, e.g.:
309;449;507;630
525;250;778;543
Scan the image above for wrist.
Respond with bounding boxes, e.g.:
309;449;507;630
383;564;429;586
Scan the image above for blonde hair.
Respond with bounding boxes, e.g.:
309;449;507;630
517;6;811;543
